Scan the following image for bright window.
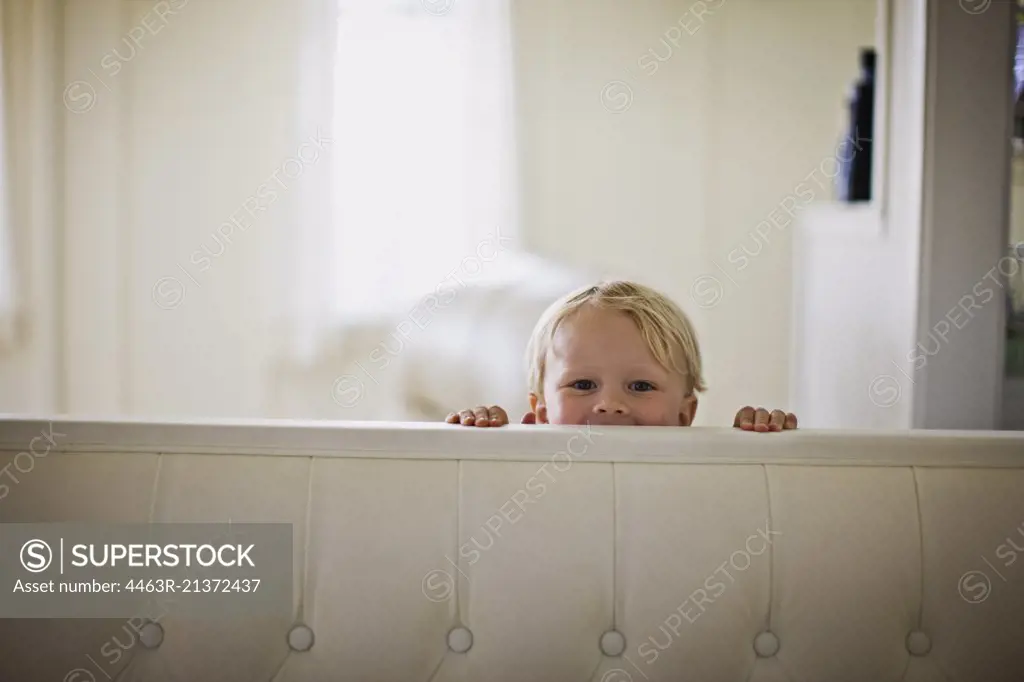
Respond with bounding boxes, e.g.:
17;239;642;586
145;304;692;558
330;0;518;318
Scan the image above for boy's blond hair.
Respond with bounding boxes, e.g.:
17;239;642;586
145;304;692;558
525;280;706;398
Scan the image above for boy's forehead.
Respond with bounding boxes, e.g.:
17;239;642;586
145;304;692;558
549;309;649;360
545;306;689;383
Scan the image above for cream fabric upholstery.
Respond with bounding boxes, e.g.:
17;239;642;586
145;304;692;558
1;418;1023;682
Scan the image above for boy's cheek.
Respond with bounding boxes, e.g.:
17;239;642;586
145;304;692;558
540;400;571;425
679;395;698;426
547;393;600;425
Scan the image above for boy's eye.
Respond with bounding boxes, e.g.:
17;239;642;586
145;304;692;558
630;381;656;392
570;379;596;391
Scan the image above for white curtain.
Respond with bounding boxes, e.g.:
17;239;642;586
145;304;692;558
0;0;61;357
283;0;342;363
0;0;19;350
284;0;518;361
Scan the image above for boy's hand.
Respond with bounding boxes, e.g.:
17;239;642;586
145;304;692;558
446;405;509;426
734;406;797;432
444;406;508;427
445;407;537;426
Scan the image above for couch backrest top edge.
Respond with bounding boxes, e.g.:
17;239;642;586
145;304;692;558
1;417;1022;467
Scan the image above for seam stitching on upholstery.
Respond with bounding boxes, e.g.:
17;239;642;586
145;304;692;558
456;459;464;623
912;466;925;627
147;453;163;524
763;463;775;631
299;457;315;625
612;461;618;631
121;453;163;680
425;650;447;682
267;651;292;682
898;467;927;682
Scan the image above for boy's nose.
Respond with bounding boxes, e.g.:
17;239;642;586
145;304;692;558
594;394;629;415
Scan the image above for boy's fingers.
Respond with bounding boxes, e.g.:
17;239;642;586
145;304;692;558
769;409;786;431
488;406;508;425
753;407;770;432
521;411;537;424
785;412;798;430
472;406;491;426
445;412;459;424
735;405;755;430
459;409;476;425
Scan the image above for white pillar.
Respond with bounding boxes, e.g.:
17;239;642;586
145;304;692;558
912;0;1016;429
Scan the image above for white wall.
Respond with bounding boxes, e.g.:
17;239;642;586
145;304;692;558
515;0;875;425
0;0;877;426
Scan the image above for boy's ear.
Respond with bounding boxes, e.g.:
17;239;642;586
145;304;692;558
528;392;549;424
679;394;698;426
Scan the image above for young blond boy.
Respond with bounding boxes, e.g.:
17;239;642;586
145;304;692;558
445;280;797;431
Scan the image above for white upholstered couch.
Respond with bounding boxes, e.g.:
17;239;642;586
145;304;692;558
1;417;1023;682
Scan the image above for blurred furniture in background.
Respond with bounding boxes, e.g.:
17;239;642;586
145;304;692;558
1005;243;1024;376
269;251;600;422
1004;243;1024;430
791;0;1017;431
